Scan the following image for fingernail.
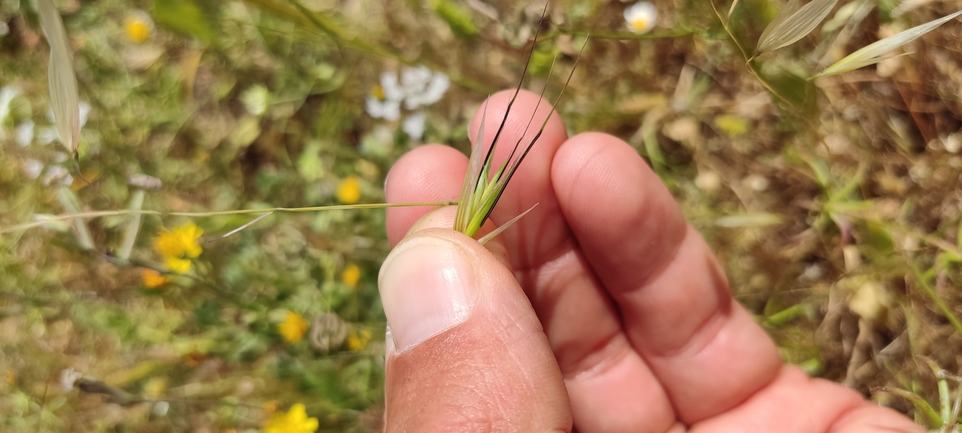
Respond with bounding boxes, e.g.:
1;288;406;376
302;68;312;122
379;235;477;352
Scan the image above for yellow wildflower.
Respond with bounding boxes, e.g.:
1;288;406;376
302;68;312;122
263;400;279;417
278;312;310;344
164;257;191;274
263;403;318;433
124;10;154;44
336;176;361;204
141;269;171;289
341;264;361;289
143;377;167;399
345;330;372;352
154;222;203;274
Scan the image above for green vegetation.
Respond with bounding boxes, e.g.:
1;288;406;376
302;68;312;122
2;0;962;431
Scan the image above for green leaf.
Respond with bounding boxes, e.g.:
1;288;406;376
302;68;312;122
36;0;80;155
297;141;326;182
815;10;962;77
429;0;478;38
153;0;217;44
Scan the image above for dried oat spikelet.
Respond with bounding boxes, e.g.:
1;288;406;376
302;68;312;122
755;0;838;55
814;10;962;78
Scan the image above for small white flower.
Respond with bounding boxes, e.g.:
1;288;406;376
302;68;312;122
128;173;163;189
38;127;59;145
624;2;658;34
240;85;270;116
366;95;401;121
60;368;82;391
405;73;450;110
380;71;405;102
42;165;73;187
78;101;91;126
366;67;447;135
16;120;34;147
47;101;90;127
400;66;432;90
0;21;9;37
0;86;21;138
366;72;405;121
402;112;426;140
23;159;44;179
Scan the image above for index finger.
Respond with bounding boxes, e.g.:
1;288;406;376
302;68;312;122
470;90;783;423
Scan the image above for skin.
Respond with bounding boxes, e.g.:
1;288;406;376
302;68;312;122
380;89;924;433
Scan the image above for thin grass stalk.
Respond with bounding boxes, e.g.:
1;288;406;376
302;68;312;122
1;201;453;234
910;262;962;336
873;386;942;427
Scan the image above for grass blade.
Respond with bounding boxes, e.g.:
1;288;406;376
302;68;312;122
117;190;145;260
36;0;80;155
455;100;489;232
728;0;741;18
872;386;942;427
815;10;962;78
478;204;537;245
55;187;94;251
756;0;838;54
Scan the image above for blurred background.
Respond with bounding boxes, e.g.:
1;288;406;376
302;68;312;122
2;0;962;431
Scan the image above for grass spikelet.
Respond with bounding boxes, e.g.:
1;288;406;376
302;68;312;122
755;0;838;55
452;4;587;242
814;10;962;78
36;0;80;156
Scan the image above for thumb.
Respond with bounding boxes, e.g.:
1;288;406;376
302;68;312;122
378;209;572;432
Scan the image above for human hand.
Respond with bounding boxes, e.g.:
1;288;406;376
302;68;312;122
379;90;922;432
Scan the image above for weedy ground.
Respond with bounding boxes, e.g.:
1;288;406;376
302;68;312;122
1;0;962;431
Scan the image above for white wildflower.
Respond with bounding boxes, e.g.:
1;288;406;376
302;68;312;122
381;71;405;101
366;71;404;121
401;66;433;90
404;71;450;110
399;66;450;109
240;84;270;116
0;21;9;37
16;120;34;147
38;127;59;145
42;165;73;187
624;2;658;34
0;86;21;138
123;9;155;44
366;95;401;121
128;173;163;189
23;159;44;179
47;101;89;126
78;101;91;126
402;111;427;140
367;67;448;139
